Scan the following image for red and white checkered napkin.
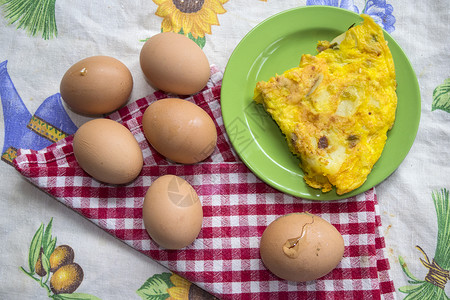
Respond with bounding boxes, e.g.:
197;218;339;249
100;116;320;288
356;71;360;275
13;66;395;299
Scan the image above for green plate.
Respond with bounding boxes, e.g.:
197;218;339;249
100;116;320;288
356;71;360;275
221;6;421;200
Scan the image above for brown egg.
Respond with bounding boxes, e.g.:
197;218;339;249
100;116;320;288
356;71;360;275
260;212;345;282
60;56;133;115
142;98;217;164
139;32;210;95
73;118;143;184
142;175;203;250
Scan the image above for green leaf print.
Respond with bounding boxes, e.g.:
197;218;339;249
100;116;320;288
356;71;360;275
52;293;102;300
398;284;423;294
398;189;450;299
28;223;44;273
136;272;174;300
40;252;50;280
21;219;100;299
0;0;58;39
179;28;206;49
42;218;53;252
398;256;424;283
432;78;450;113
46;237;57;258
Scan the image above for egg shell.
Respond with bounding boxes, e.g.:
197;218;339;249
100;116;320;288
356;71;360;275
73;118;143;184
139;32;210;95
60;56;133;115
260;212;345;282
142;175;203;250
142;98;217;164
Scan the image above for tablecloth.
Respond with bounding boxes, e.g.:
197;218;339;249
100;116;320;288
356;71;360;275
1;1;449;299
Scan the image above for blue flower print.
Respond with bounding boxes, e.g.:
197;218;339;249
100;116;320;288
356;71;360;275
306;0;396;33
363;0;396;33
306;0;359;13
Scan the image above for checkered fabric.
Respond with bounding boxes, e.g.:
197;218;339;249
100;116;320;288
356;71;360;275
13;66;396;299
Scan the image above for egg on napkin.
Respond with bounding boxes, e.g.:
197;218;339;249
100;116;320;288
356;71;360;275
142;98;217;164
142;175;203;250
73;118;143;185
260;212;345;282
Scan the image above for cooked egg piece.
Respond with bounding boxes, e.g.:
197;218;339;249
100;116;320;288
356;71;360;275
254;15;397;195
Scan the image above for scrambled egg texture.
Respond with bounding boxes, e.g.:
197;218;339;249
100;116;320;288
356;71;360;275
253;15;397;195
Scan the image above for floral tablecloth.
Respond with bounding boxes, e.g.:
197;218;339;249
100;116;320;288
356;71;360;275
1;0;449;299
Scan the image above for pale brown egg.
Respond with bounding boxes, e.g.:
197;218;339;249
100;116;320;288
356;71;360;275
60;56;133;115
260;212;345;282
142;98;217;164
142;175;203;250
139;32;210;95
73;118;143;184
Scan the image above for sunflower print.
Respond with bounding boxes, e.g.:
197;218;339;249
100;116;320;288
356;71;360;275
153;0;228;46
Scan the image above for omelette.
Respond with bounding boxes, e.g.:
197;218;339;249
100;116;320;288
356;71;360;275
253;15;397;195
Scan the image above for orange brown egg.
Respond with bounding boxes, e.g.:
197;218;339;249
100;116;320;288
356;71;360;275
73;118;143;185
142;98;217;164
60;55;133;115
142;175;203;250
260;212;345;282
139;32;210;95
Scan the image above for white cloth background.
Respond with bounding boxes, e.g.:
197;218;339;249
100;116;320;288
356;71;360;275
0;0;449;299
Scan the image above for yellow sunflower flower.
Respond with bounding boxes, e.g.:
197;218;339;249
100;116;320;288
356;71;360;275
153;0;228;39
167;273;191;299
